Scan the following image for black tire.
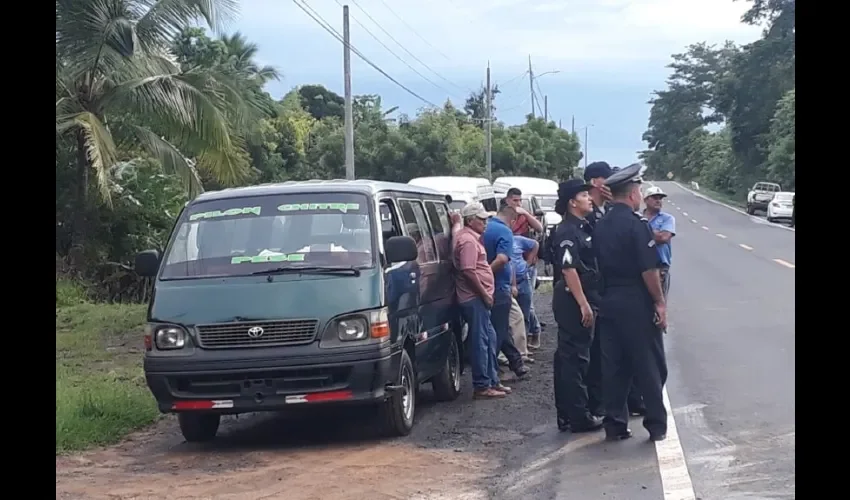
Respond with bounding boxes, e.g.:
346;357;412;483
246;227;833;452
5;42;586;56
746;204;755;215
379;349;416;437
431;332;462;402
178;412;220;443
767;216;775;223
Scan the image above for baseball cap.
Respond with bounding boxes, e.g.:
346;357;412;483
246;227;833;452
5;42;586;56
460;202;489;219
643;186;667;199
584;161;613;181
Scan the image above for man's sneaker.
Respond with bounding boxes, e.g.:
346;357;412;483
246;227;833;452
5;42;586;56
513;365;531;379
474;388;507;399
570;416;604;433
494;384;512;394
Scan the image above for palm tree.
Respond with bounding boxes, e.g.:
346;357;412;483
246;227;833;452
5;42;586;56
56;0;264;249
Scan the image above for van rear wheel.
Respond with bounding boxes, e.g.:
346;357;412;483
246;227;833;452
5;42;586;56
431;332;462;401
178;412;220;443
379;349;416;437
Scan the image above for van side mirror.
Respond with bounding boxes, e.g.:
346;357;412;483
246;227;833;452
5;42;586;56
534;208;545;217
445;194;453;204
385;236;418;264
135;249;162;277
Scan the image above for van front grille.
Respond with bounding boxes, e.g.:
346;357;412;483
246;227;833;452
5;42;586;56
196;319;319;349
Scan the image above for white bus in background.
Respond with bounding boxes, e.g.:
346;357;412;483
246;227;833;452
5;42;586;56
492;176;561;228
407;176;498;212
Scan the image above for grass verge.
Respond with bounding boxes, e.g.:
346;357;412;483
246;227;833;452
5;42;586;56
56;302;159;454
677;182;746;209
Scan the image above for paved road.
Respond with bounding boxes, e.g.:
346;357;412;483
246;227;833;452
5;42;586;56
56;181;795;499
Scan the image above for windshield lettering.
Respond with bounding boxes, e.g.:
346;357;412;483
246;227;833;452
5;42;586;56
189;206;262;221
231;253;307;264
278;203;360;213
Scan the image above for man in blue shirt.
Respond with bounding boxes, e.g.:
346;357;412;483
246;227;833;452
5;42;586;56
511;234;539;339
643;186;676;298
483;201;530;379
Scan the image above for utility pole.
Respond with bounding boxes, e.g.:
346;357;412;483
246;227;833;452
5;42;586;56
528;55;535;117
485;63;492;180
343;5;355;180
571;115;575;134
559;119;562;129
584;127;589;168
544;95;548;122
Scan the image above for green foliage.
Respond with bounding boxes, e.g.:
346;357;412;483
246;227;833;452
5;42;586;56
642;0;795;195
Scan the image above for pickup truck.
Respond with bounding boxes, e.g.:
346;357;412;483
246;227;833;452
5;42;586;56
746;182;781;215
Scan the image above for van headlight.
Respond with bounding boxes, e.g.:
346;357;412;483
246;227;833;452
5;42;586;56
152;325;186;350
338;318;368;341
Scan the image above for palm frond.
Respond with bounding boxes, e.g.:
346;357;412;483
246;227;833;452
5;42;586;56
136;0;239;51
130;125;204;197
57;111;119;204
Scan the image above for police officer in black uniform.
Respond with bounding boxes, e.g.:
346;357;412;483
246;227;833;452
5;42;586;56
551;179;605;433
593;163;669;441
582;162;646;417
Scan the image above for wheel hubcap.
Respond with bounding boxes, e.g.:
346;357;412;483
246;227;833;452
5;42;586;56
449;343;460;392
401;365;414;422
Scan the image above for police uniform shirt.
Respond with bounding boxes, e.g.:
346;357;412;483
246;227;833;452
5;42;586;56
594;203;662;300
585;201;610;232
552;214;601;304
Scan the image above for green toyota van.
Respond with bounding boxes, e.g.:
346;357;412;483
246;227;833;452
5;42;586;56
135;180;463;442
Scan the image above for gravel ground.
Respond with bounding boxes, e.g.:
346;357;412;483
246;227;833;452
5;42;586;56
56;290;562;500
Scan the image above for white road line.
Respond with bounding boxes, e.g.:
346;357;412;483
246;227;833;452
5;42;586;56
716;234;727;239
670;182;795;233
773;258;795;269
682;212;688;217
676;207;681;211
656;387;697;500
739;244;753;251
701;226;709;231
690;219;697;224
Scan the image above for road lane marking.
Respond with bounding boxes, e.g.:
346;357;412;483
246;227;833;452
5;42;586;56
739;244;753;251
701;226;709;231
676;207;681;211
716;234;727;239
683;212;688;217
656;387;697;500
691;219;697;224
670;181;795;233
773;258;795;269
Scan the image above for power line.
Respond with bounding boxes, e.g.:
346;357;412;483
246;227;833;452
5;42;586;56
292;0;439;108
332;0;460;100
375;0;451;61
349;0;471;94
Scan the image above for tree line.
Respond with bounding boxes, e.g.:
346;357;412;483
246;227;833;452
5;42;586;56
55;0;583;302
641;0;795;197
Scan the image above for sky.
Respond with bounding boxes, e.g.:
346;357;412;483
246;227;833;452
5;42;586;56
229;0;764;168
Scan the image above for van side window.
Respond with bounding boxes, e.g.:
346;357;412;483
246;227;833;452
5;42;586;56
379;200;401;243
399;199;438;263
481;197;497;212
425;201;451;261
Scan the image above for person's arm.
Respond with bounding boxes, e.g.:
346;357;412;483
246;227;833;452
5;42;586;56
524;238;539;265
635;222;664;305
456;240;490;301
556;233;590;307
516;209;544;232
653;214;676;244
490;232;511;273
450;211;463;234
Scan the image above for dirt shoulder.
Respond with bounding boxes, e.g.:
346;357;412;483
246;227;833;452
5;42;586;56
56;291;559;499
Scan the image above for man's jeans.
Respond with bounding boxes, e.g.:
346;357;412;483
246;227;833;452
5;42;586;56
491;288;524;371
459;297;500;390
516;279;533;334
527;266;541;335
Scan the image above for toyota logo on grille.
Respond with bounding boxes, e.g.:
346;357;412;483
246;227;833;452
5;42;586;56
247;326;264;338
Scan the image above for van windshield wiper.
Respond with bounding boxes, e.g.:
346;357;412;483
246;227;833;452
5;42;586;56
252;265;361;277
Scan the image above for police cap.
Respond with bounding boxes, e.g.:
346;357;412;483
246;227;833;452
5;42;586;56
583;161;613;181
604;162;646;188
558;178;591;202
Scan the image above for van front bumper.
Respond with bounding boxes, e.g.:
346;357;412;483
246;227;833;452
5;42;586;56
144;345;399;414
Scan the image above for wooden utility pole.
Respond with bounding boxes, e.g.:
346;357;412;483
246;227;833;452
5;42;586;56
485;63;492;180
544;95;548;122
584;127;589;168
343;5;355;180
528;55;535;117
571;115;575;134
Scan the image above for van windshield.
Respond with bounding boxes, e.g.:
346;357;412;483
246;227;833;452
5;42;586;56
449;200;467;210
537;196;557;211
161;193;374;279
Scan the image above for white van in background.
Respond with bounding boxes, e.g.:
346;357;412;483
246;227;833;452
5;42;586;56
408;176;498;212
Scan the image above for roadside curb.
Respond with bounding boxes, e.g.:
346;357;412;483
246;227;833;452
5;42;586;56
670;182;795;233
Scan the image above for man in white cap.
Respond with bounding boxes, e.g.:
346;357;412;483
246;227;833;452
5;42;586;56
643;186;676;298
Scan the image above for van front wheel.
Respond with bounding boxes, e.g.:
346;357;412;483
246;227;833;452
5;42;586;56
178;412;220;443
379;349;416;437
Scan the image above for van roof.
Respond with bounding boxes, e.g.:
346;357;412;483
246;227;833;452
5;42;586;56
192;179;444;203
492;176;558;194
408;176;490;189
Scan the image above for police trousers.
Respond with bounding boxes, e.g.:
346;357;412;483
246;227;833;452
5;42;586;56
552;283;594;422
598;289;668;435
